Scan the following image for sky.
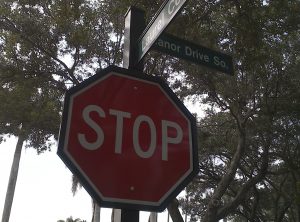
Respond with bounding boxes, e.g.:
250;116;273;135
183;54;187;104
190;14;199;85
0;136;172;222
0;136;96;222
0;100;202;222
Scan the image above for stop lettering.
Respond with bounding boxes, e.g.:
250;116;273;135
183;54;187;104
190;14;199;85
78;104;183;161
58;66;198;211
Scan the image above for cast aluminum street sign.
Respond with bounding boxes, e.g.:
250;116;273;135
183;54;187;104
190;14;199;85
57;66;198;211
153;34;234;75
137;0;188;62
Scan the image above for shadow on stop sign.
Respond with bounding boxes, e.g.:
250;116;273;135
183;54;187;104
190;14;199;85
58;66;198;211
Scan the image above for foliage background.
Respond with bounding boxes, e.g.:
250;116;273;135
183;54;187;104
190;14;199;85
1;0;299;221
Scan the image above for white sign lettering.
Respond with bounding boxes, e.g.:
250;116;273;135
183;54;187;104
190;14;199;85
168;0;183;15
78;105;105;151
77;105;183;161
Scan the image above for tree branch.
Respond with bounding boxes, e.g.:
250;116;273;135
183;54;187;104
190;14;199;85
202;124;246;221
167;198;184;222
0;16;79;84
216;140;269;219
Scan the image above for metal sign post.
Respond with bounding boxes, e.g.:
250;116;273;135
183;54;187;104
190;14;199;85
122;7;145;222
123;6;145;70
120;209;139;222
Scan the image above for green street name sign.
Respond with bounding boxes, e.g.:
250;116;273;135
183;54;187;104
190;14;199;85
153;34;234;75
137;0;188;62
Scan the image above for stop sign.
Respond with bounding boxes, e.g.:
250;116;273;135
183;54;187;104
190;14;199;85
58;66;198;211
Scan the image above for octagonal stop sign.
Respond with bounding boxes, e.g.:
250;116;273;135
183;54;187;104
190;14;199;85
58;66;198;211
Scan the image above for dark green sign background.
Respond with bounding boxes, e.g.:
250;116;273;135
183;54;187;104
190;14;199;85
153;34;234;75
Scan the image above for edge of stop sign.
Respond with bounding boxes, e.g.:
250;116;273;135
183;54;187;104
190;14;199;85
57;65;199;211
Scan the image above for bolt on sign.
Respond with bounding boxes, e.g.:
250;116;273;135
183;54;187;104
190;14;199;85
58;66;198;211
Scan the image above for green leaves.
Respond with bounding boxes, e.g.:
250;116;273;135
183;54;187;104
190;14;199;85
0;0;299;220
0;0;127;151
57;216;86;222
0;66;62;151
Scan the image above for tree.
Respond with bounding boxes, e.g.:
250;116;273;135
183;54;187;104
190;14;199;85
0;1;122;221
0;0;123;221
166;1;300;221
57;216;86;222
0;49;62;222
72;175;100;222
120;0;299;221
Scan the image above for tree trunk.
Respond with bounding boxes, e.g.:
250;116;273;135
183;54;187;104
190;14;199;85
111;209;121;222
297;204;300;222
202;125;246;222
1;135;25;222
148;212;157;222
167;199;184;222
92;203;100;222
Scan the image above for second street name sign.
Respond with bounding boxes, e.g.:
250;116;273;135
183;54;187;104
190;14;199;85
153;34;234;75
138;0;187;62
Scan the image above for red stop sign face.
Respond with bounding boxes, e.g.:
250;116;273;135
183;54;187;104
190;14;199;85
58;66;198;211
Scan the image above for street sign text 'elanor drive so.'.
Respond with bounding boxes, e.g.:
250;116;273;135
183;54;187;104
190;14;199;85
138;0;187;62
153;34;234;75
